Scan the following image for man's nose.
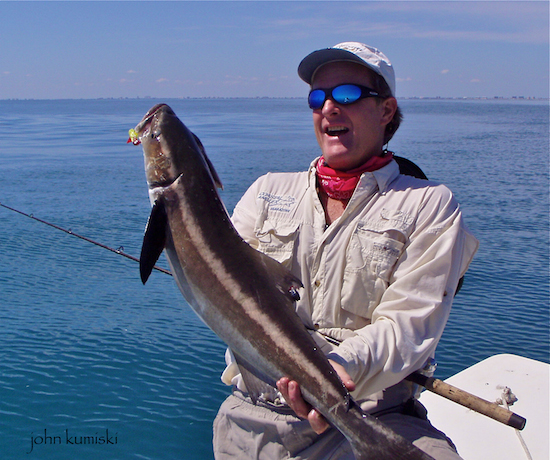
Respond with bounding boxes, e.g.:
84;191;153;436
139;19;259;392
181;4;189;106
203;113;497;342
321;97;340;116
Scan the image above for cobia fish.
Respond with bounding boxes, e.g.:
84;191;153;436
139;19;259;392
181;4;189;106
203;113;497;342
131;103;433;460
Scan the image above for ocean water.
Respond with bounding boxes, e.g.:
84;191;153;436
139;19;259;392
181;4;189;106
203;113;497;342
0;98;548;459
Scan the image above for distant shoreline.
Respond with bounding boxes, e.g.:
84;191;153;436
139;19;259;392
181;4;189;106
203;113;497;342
1;96;548;102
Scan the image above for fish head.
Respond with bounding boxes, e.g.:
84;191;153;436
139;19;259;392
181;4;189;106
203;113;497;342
133;103;201;188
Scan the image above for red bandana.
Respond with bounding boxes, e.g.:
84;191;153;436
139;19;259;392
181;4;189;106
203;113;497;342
316;153;393;200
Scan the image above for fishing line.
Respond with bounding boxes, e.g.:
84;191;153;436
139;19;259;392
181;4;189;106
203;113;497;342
0;201;172;277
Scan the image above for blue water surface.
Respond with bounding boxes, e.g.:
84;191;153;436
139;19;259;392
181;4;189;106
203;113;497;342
0;98;548;459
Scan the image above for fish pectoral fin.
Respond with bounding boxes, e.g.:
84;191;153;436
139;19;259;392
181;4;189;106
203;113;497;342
233;353;276;405
140;199;168;284
192;133;223;190
256;250;303;302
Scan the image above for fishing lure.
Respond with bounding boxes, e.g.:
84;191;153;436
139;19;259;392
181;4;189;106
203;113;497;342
127;128;141;145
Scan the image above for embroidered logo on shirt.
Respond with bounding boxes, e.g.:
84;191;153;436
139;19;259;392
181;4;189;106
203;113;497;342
258;192;296;213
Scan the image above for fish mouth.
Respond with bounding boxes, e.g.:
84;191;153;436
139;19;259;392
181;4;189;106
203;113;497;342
129;103;170;145
135;103;168;135
325;125;349;136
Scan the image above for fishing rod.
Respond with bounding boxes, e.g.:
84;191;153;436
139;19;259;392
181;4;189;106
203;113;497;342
0;201;527;430
0;201;172;277
405;372;526;430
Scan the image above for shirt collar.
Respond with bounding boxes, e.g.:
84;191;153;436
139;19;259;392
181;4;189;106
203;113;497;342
370;158;400;192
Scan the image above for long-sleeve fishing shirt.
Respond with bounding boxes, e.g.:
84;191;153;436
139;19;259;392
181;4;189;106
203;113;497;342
224;158;478;413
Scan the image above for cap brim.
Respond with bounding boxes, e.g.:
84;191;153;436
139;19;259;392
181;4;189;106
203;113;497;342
298;48;371;84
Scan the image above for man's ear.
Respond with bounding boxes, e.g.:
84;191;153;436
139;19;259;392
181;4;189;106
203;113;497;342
380;97;398;125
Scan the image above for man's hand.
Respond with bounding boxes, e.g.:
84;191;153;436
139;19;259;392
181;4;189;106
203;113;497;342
276;359;355;434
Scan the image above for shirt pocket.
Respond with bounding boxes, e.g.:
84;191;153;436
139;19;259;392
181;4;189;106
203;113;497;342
255;219;300;267
341;210;412;319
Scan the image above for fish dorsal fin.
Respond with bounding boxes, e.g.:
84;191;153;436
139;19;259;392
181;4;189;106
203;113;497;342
140;199;168;284
233;352;277;405
192;133;223;190
256;249;303;302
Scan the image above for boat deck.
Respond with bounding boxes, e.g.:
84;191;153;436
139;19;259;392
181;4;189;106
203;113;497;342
419;354;549;460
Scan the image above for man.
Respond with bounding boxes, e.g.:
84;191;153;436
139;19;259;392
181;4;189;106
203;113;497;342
213;42;478;459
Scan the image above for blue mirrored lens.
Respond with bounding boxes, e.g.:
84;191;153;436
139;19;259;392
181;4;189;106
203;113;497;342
332;85;362;104
308;89;326;109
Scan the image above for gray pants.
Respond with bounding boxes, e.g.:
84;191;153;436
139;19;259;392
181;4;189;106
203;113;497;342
213;392;462;460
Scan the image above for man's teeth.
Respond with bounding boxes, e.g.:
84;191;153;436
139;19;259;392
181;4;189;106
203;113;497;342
326;126;349;136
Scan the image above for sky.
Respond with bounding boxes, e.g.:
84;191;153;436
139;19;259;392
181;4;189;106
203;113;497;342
0;1;548;99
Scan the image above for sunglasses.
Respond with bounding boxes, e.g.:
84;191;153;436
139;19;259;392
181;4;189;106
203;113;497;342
308;84;380;110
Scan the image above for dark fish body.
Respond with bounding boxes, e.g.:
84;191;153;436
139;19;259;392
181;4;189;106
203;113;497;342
134;103;433;460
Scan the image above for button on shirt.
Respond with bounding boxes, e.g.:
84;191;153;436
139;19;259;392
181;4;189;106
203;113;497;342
228;158;478;409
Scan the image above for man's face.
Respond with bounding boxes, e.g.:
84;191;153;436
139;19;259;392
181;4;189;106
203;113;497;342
311;61;396;171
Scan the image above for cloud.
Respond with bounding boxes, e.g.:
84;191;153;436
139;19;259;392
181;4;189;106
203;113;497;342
318;3;549;45
409;28;548;44
441;69;450;75
156;78;169;83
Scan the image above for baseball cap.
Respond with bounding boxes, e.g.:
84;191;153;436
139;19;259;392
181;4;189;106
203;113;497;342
298;42;396;97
